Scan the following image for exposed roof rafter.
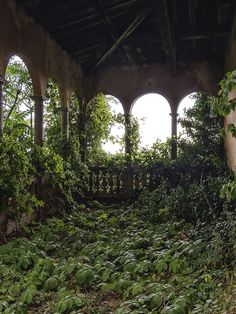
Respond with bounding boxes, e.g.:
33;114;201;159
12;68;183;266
96;0;133;64
154;0;176;73
16;0;234;73
188;0;198;58
90;4;153;73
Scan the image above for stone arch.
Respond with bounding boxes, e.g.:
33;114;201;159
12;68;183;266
130;91;171;113
4;52;47;97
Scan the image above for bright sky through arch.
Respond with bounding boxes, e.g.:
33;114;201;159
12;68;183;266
102;95;125;154
131;93;171;148
177;93;197;136
103;93;197;153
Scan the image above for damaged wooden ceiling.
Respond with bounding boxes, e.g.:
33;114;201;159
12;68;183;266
15;0;235;74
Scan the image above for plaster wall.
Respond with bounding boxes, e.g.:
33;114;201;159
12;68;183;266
90;62;220;113
0;0;83;97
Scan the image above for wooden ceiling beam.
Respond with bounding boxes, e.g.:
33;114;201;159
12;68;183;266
96;0;117;41
69;42;105;55
90;5;153;72
37;0;139;29
181;32;228;40
96;0;133;64
55;11;125;40
189;0;198;29
154;0;176;73
126;32;228;44
62;34;107;48
188;0;198;58
217;0;223;28
172;0;179;30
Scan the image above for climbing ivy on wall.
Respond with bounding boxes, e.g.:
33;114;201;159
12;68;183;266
211;69;236;201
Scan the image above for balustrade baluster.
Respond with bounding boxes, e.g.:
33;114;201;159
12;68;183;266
89;171;93;192
133;172;140;192
146;171;151;188
116;170;121;193
141;171;147;188
102;169;107;193
95;170;100;193
149;169;154;189
109;171;114;193
86;165;163;199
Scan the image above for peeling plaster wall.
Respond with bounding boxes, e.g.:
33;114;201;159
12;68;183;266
0;0;83;96
90;62;220;113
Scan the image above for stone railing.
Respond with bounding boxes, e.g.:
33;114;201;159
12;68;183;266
85;166;164;201
85;162;219;202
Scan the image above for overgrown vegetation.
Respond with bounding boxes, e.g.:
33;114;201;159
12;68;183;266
0;202;235;313
0;57;235;313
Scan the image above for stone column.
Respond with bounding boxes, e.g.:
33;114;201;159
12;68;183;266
31;96;45;146
122;113;133;195
124;113;132;156
170;110;178;160
0;76;7;140
61;107;69;142
79;102;88;163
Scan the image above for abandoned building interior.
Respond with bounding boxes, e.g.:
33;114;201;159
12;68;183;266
1;2;236;313
1;0;236;168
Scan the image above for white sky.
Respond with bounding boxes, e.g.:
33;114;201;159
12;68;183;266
177;94;196;135
132;93;170;147
103;93;196;153
102;96;125;154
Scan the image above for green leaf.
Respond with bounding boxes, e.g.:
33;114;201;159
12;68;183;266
75;268;95;286
149;292;163;309
161;304;185;314
55;300;68;313
43;276;58;291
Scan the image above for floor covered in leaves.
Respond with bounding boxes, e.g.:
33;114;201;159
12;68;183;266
0;203;235;314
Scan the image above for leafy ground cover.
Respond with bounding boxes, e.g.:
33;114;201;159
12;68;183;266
0;202;235;314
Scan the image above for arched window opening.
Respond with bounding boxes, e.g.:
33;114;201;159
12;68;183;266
44;77;61;147
177;92;197;136
3;55;33;139
102;95;125;154
131;93;171;148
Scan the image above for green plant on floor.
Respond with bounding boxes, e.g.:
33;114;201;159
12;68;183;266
0;203;235;313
